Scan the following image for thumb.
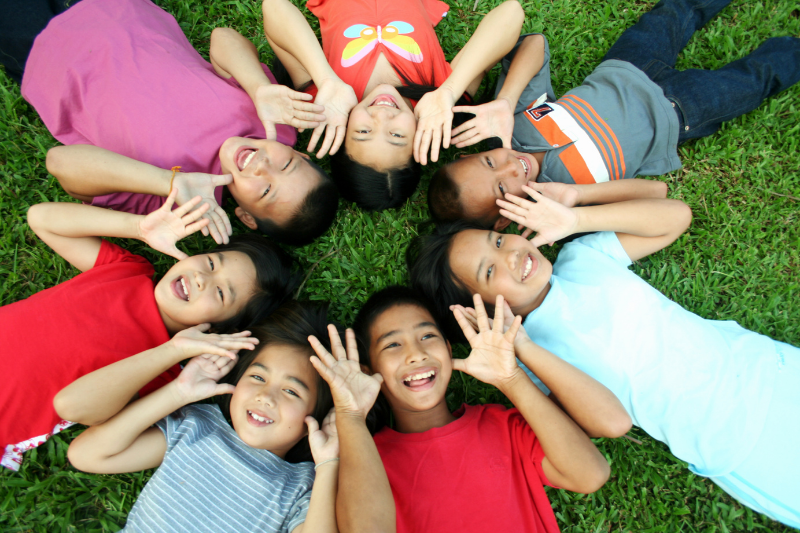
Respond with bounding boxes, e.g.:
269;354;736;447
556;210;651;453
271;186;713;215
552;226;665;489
193;323;212;332
169;247;189;261
214;174;233;186
529;234;547;248
213;383;236;396
502;135;512;149
372;373;385;386
452;358;467;373
305;416;320;435
263;122;277;141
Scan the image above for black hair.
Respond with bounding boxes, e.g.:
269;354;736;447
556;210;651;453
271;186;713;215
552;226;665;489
428;162;466;225
352;285;449;433
331;82;473;212
406;221;491;343
218;300;337;463
253;159;339;246
208;234;301;334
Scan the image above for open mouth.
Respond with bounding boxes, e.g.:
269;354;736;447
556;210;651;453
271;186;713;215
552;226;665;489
236;148;257;171
369;94;399;109
402;368;437;391
517;156;530;178
247;410;274;427
521;253;537;282
171;276;189;301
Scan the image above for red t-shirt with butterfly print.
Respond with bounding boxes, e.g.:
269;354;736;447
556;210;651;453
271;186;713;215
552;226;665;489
306;0;452;99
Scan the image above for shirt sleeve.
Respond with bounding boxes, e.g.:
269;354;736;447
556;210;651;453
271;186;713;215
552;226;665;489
284;485;312;533
93;240;152;268
569;231;633;268
496;33;556;116
155;406;191;452
422;0;450;26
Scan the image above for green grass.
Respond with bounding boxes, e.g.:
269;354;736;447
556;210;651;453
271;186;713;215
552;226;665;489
1;0;799;531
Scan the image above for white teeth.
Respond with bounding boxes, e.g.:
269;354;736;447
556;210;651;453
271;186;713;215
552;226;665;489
404;370;435;382
373;101;397;107
242;151;255;169
522;256;532;280
519;157;529;174
180;277;188;298
249;411;273;423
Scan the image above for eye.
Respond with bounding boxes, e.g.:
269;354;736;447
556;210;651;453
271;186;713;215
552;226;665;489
486;265;494;281
217;287;224;303
284;389;300;398
421;332;438;341
208;257;215;271
357;129;370;134
250;374;265;382
391;132;403;138
499;183;505;195
495;236;502;248
486;157;494;169
261;184;271;198
282;157;292;171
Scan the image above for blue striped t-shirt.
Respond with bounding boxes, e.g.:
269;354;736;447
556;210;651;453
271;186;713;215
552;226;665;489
123;404;314;532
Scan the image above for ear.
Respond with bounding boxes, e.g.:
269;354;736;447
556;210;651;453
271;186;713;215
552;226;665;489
360;364;372;375
457;153;469;159
235;207;258;230
493;216;512;231
298;152;311;160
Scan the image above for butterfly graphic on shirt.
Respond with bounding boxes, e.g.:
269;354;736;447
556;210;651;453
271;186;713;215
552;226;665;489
341;21;423;68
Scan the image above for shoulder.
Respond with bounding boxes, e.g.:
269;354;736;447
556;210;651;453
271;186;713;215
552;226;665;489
556;232;632;269
94;240;153;270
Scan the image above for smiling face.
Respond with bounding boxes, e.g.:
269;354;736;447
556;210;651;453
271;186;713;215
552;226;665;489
449;229;552;317
229;344;318;456
218;137;320;227
367;304;452;415
449;148;540;229
345;85;416;171
154;251;257;333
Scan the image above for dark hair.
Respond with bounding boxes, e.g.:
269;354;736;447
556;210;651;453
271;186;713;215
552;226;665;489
352;285;449;433
254;159;339;246
406;221;491;343
209;234;301;334
428;162;467;225
218;300;336;463
332;83;474;211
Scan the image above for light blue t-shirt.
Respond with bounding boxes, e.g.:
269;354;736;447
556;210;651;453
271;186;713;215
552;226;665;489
522;232;780;476
123;404;314;533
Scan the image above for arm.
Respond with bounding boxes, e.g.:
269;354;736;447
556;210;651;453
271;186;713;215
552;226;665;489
46;145;233;244
209;27;325;139
498;184;692;259
67;355;237;474
527;178;668;210
453;295;610;494
27;189;210;271
293;410;339;533
260;0;357;157
414;0;525;164
308;327;396;533
451;34;546;149
55;325;257;426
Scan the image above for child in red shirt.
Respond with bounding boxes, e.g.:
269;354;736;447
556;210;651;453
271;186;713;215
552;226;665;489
259;0;525;210
0;190;297;470
306;286;630;532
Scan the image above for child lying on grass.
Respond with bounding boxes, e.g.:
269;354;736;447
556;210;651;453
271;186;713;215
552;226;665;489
0;189;297;470
258;0;524;210
2;0;337;246
307;286;629;532
427;0;800;229
409;179;800;527
63;302;339;532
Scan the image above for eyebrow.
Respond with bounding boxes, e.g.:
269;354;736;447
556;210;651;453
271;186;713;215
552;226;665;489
249;363;311;392
476;231;493;283
351;137;406;147
218;253;236;305
375;321;439;344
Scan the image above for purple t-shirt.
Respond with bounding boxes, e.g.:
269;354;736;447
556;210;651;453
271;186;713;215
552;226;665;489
21;0;297;214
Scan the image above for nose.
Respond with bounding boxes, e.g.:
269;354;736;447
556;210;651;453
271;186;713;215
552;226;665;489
256;384;277;407
194;270;208;291
405;344;429;365
506;249;520;272
368;106;397;120
500;158;520;178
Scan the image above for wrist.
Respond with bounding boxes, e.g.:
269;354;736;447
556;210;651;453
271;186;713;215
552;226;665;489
166;380;196;408
496;367;528;396
496;93;518;112
314;457;340;470
335;407;369;424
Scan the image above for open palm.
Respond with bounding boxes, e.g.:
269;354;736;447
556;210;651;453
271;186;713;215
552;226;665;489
138;188;210;260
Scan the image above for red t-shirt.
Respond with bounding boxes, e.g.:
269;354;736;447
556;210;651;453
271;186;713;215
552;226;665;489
0;241;178;460
306;0;452;99
374;404;561;533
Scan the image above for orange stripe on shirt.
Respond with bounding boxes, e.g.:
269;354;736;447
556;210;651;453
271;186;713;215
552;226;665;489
558;145;596;184
523;109;572;147
559;96;619;180
562;94;627;179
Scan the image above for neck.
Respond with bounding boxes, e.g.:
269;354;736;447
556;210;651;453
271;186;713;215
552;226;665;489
517;281;551;317
392;399;456;434
363;53;402;98
532;151;546;178
157;306;183;336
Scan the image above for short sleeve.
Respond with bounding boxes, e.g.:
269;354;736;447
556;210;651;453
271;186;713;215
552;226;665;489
155;406;190;452
506;407;558;488
94;240;152;268
285;487;312;533
568;231;632;268
496;33;556;115
422;0;450;26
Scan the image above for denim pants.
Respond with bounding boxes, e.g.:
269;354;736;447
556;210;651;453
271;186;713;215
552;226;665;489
603;0;800;143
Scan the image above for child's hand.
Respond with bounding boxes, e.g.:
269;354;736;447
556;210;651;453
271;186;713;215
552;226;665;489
138;187;210;260
170;323;259;362
172;172;234;245
306;408;339;465
414;86;457;165
174;353;237;404
253;84;326;141
451;98;514;149
526;181;582;209
450;299;533;349
452;294;525;390
498;185;578;246
307;78;358;158
308;326;383;420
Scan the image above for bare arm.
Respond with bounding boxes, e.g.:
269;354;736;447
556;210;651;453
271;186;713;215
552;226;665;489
293;462;339;533
495;34;546;111
55;326;256;426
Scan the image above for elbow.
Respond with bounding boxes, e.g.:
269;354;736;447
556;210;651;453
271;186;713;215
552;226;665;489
53;390;106;427
46;146;72;192
654;180;668;199
26;203;48;234
503;0;525;28
673;200;693;236
66;435;98;473
582;459;611;494
605;412;633;439
209;27;234;58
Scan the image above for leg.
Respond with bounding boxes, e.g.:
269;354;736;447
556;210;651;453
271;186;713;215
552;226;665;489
0;0;78;83
655;37;800;142
708;342;800;529
603;0;732;80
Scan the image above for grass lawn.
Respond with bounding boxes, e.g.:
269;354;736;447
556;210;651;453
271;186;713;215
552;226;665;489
1;0;798;531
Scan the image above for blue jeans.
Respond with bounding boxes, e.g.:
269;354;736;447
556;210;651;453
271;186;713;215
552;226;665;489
603;0;800;143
